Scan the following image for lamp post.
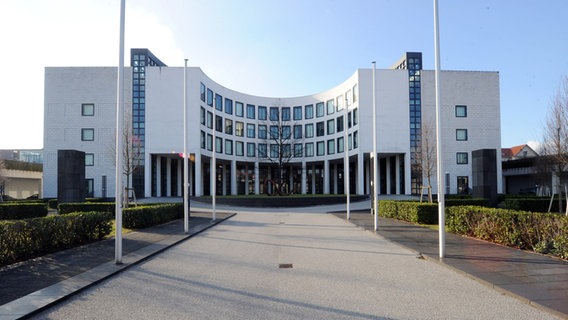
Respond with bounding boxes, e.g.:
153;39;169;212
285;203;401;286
344;96;350;220
183;59;189;233
372;61;379;231
114;0;125;264
211;104;217;221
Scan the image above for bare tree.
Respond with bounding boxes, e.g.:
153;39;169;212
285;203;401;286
416;119;436;202
541;76;568;213
259;100;303;195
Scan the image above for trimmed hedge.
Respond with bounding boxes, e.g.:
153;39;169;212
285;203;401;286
0;212;113;266
503;198;561;213
0;203;48;220
123;203;183;229
378;200;438;224
447;206;568;259
59;203;115;215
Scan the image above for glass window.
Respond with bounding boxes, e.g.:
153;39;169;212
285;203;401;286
200;107;206;125
246;104;255;119
336;95;344;111
235;101;244;117
305;123;314;138
353;108;358;125
455;105;467;117
225;119;233;135
348;133;353;150
206;88;213;106
282;144;291;158
247;143;255;157
456;152;468;164
316;121;324;137
269;107;279;121
293;125;302;139
85;153;94;166
215;137;223;153
259;143;267;158
457;176;469;194
81;128;94;141
206;111;213;129
86;179;94;198
456;129;468;141
345;90;352;106
293;106;302;120
337;137;344;153
201;131;206;148
353;84;358;103
269;125;279;139
294;143;302;157
235;121;244;137
270;144;279;158
215;115;223;132
282;107;291;121
316;102;324;117
258;106;267;120
207;134;213;151
200;83;206;102
258;125;267;139
225;139;233;155
215;94;223;111
282;126;291;139
337;115;344;132
236;141;244;156
317;141;325;156
247;123;255;138
82;103;94;116
327;119;335;135
327;139;335;154
305;104;314;119
225;98;233;114
326;99;335;115
353;131;358;148
305;143;314;157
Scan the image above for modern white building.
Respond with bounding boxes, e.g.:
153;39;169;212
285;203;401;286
43;49;502;199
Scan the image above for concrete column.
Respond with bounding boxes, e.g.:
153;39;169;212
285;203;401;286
195;155;202;196
386;156;391;195
311;164;316;194
357;153;364;195
231;160;237;195
395;154;401;194
254;162;260;194
189;155;194;196
156;155;162;197
222;164;227;196
324;160;330;194
301;161;307;194
166;157;172;197
333;163;338;194
144;154;152;197
177;159;182;197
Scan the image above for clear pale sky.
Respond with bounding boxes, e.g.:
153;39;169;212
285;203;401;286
1;0;567;151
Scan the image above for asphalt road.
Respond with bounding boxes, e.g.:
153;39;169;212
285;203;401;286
32;210;560;320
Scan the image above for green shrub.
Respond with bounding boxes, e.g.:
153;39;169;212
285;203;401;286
0;211;112;266
122;203;183;229
0;203;48;220
59;203;115;215
378;200;438;224
445;198;488;207
503;198;560;212
47;199;58;209
446;206;568;259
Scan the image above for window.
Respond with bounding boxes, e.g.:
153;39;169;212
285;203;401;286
225;139;233;155
327;119;335;134
270;107;279;121
258;143;267;158
86;179;94;198
456;129;468;141
236;141;244;156
293;125;302;139
268;125;278;139
247;143;255;157
457;152;468;164
316;102;324;117
293;106;302;120
353;131;358;148
246;123;255;138
282;107;291;121
282;144;291;158
225;119;233;135
346;89;352;106
82;103;94;116
305;124;314;138
294;143;303;157
81;128;94;141
235;102;244;117
282;126;291;139
258;106;267;120
455;105;467;117
200;107;206;125
200;83;206;102
327;139;335;154
305;143;314;157
326;99;335;115
215;137;223;153
225;98;233;114
235;122;244;137
305;104;314;119
206;88;213;106
85;153;94;166
353;84;358;103
353;108;358;125
317;141;325;156
337;116;344;132
336;95;344;111
207;134;213;151
246;104;255;119
457;176;469;194
206;111;213;129
270;144;279;158
215;94;223;111
215;115;223;132
258;125;267;139
337;137;344;153
200;131;206;148
316;121;324;137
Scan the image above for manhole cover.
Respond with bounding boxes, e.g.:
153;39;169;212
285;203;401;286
279;263;293;269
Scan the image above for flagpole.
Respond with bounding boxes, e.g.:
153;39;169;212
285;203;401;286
211;106;217;221
344;96;350;220
183;59;189;233
434;0;446;258
372;61;379;231
114;0;125;264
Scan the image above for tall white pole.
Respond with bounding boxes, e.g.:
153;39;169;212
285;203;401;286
434;0;446;258
344;96;350;220
183;59;189;233
114;0;125;264
372;61;379;231
211;106;217;221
